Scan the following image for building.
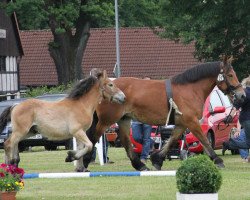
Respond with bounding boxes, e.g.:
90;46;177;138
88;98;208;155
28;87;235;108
0;8;23;101
19;27;199;88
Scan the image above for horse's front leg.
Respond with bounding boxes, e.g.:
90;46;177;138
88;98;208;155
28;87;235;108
4;132;22;166
65;130;93;172
83;113;100;169
118;118;149;171
74;140;89;172
188;120;224;168
150;126;185;170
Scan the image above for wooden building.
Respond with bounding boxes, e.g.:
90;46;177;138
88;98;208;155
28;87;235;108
0;8;23;101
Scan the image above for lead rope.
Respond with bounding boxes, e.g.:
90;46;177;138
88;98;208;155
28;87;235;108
165;98;183;126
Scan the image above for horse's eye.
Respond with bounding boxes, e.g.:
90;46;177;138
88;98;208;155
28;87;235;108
108;83;113;87
227;74;233;78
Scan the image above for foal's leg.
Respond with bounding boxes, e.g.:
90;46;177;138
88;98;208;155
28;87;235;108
4;131;23;166
74;140;89;172
150;126;186;170
65;129;93;171
118;118;150;171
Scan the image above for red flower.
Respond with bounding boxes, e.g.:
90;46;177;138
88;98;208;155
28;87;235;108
0;163;7;169
0;172;5;177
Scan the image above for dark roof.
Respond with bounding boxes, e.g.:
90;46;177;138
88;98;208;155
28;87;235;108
0;10;23;56
19;27;200;86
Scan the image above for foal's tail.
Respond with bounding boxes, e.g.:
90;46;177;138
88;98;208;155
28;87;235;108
0;106;12;134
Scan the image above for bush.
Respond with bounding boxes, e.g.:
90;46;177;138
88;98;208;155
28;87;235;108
23;84;72;98
176;155;222;194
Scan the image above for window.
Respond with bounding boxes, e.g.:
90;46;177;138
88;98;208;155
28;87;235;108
0;56;6;72
217;90;232;108
210;91;223;110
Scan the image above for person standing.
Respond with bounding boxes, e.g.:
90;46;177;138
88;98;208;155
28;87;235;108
131;120;154;163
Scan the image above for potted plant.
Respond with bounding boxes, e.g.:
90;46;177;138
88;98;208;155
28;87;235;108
0;163;25;200
176;155;222;200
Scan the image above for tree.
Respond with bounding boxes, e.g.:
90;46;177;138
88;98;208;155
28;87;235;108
3;0;162;85
160;0;250;79
119;0;162;27
4;0;115;85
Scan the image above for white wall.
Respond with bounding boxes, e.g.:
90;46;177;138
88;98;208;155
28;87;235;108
0;56;18;92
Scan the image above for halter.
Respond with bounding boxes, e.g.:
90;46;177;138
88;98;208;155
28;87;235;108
216;68;242;96
100;83;113;102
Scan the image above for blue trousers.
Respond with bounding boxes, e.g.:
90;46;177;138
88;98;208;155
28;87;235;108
229;120;250;150
131;122;153;160
235;129;249;159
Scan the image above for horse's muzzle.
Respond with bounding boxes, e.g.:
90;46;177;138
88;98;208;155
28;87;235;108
234;91;246;104
112;91;126;104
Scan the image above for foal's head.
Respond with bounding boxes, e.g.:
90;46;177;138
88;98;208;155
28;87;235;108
90;68;126;104
216;56;246;103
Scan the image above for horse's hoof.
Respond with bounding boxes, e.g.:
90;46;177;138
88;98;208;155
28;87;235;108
150;152;164;170
213;157;224;168
139;165;150;171
65;156;73;162
67;150;75;156
75;167;90;172
152;164;161;171
216;163;225;168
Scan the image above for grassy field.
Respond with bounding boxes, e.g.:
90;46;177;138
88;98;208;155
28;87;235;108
0;147;250;200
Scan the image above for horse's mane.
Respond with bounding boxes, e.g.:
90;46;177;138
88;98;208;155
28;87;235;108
67;76;97;99
172;62;221;84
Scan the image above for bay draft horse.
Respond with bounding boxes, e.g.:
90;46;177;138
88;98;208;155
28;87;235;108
84;57;245;171
0;69;125;172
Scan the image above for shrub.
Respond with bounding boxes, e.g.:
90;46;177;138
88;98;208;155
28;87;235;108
23;84;72;98
176;155;222;194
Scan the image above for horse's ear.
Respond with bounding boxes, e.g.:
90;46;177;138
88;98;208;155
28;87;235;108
90;68;103;79
102;70;107;80
221;55;234;66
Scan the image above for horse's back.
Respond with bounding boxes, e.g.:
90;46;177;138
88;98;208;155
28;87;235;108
97;77;169;125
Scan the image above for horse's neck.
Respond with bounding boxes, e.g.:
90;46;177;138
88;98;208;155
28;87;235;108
79;84;102;112
196;78;217;98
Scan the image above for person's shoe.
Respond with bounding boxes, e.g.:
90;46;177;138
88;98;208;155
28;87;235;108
222;141;229;155
107;160;115;164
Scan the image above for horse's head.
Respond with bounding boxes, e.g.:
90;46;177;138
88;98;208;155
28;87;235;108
90;68;126;104
216;56;246;103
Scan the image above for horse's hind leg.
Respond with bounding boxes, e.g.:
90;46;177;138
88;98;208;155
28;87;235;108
118;118;149;171
150;126;186;170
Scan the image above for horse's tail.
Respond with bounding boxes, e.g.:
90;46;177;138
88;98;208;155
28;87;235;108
0;106;12;134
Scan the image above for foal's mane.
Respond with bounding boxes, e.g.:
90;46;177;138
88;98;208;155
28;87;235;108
172;62;221;84
67;76;97;99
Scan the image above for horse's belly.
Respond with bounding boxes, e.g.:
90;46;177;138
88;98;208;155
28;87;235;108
35;124;71;141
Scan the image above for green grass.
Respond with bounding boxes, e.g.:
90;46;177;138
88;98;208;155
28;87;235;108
0;147;250;200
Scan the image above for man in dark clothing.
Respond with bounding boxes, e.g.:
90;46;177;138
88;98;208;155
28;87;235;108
223;76;250;162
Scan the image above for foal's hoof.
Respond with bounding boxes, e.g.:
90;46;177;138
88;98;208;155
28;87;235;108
65;151;75;162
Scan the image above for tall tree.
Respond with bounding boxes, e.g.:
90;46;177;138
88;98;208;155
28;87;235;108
160;0;250;78
3;0;162;85
4;0;115;85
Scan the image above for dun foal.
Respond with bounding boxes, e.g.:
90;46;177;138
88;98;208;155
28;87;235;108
0;69;125;172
